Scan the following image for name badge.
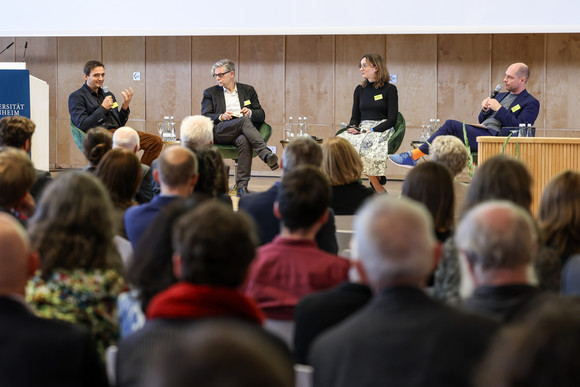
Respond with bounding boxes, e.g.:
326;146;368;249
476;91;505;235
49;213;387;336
374;94;383;101
244;100;251;106
511;104;521;113
112;102;118;109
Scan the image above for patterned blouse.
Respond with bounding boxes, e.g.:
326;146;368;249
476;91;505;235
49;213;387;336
26;268;126;355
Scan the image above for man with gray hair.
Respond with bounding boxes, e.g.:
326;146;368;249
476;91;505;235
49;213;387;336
180;115;214;150
113;126;153;203
310;196;498;387
202;59;278;196
457;200;547;322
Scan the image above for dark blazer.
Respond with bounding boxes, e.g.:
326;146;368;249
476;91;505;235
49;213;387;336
135;163;153;204
310;286;499;387
30;168;52;202
201;83;265;125
478;89;540;134
238;182;338;254
0;297;108;387
330;182;374;216
69;83;130;132
124;195;180;248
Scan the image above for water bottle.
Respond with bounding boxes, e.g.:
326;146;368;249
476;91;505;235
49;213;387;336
169;116;176;141
284;117;293;141
162;116;171;141
303;116;309;137
518;123;526;137
298;117;304;137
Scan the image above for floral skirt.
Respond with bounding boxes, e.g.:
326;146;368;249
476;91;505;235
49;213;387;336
339;120;393;176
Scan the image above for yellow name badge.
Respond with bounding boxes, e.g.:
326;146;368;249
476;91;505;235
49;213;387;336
112;102;118;109
511;104;521;113
374;94;383;101
244;100;251;106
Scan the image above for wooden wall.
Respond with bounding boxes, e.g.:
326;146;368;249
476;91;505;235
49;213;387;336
1;34;579;170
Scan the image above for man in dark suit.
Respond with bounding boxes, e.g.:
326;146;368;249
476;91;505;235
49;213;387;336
0;116;52;201
239;137;338;254
69;60;162;166
0;213;108;387
390;62;540;168
310;196;498;387
201;59;278;196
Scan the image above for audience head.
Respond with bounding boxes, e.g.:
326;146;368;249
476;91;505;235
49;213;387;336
354;196;437;290
281;137;322;173
456;201;537;285
112;126;140;153
82;127;112;167
0;116;35;150
321;136;363;186
429;135;468;177
129;195;208;312
275;165;331;232
96;148;142;210
181;115;214;150
0;147;36;209
29;171;121;279
477;298;580;387
156;146;198;193
172;201;257;288
193;146;229;198
145;320;294;387
402;161;455;236
360;53;390;88
538;170;580;262
461;155;532;217
0;213;38;296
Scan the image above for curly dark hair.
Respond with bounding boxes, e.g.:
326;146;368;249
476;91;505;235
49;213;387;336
0;116;35;149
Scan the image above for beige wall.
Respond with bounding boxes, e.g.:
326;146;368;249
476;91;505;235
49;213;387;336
1;34;579;169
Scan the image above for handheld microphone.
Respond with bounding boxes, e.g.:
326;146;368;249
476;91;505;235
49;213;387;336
22;41;28;61
0;42;14;55
102;86;110;95
490;84;501;99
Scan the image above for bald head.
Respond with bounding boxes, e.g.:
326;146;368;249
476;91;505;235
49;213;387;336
0;213;36;296
511;62;530;80
157;146;198;189
113;126;140;153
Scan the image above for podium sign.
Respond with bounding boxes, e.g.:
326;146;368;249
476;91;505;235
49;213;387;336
0;69;31;119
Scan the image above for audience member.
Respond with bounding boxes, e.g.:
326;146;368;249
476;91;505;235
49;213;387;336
243;166;349;320
143;320;294;387
0;213;108;387
321;136;374;215
124;146;198;248
457;201;551;322
0;116;52;200
561;254;580;295
429;135;469;226
476;298;580;387
180;115;214;150
26;171;126;355
82;127;112;173
117;201;275;387
538;170;580;265
310;196;498;387
113;126;153;204
239;137;338;254
193;146;232;206
0;147;36;226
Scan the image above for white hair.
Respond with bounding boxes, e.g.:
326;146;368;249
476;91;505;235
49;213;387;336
354;196;436;290
180;115;214;149
113;126;140;152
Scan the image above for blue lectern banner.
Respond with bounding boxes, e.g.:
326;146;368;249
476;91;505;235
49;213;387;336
0;69;30;120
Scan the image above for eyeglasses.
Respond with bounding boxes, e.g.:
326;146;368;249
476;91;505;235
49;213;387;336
213;71;231;79
359;63;371;69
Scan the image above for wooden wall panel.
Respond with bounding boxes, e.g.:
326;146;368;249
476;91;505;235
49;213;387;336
286;36;335;139
545;34;580;130
191;36;238;115
491;34;545;128
388;35;437;129
145;37;191;136
438;35;491;124
334;35;386;128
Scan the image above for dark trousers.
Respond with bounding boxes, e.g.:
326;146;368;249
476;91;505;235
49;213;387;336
418;119;497;154
108;129;163;166
213;117;270;188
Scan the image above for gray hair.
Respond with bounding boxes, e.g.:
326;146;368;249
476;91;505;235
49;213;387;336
456;200;537;270
113;126;140;152
430;135;468;177
180;115;214;150
354;196;436;289
211;59;235;76
282;137;322;174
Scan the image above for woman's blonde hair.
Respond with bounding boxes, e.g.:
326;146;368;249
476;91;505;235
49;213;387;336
321;137;363;186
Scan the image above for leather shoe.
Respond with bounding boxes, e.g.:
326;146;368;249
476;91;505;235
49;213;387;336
266;153;279;171
237;186;250;197
378;176;387;185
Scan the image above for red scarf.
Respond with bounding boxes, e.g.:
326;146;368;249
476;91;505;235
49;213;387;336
146;282;265;325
